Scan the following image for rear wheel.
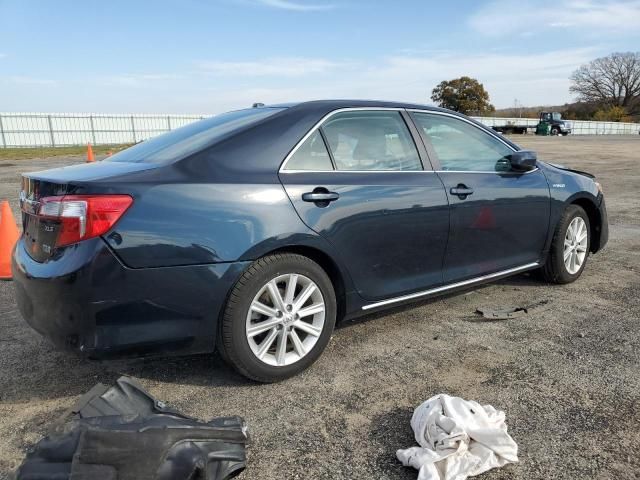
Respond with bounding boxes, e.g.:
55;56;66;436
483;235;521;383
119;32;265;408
218;253;336;382
541;205;590;283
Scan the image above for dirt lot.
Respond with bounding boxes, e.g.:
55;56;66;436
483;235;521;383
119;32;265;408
0;136;638;479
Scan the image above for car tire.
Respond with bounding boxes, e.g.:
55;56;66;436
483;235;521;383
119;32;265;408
551;127;560;135
540;204;590;284
218;253;336;382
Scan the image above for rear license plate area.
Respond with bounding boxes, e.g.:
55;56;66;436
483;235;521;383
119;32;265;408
23;213;60;259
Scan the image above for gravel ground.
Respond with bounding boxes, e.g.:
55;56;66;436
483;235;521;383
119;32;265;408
0;136;639;479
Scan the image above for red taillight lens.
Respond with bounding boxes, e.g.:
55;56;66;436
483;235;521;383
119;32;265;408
37;195;133;247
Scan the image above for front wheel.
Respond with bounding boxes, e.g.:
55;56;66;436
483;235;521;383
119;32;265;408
551;127;560;135
540;205;590;284
218;253;336;382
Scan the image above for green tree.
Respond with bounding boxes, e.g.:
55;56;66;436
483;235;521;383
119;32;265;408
430;77;495;115
592;105;632;122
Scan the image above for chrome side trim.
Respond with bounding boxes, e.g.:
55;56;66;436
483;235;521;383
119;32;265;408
280;168;538;175
435;167;540;175
279;106;522;174
361;262;540;310
280;167;539;175
281;169;436;174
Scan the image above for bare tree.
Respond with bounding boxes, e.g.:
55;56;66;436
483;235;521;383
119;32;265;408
570;52;640;116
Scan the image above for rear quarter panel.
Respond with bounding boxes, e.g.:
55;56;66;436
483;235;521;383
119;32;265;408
104;182;326;268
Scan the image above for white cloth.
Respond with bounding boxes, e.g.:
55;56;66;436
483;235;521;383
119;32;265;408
396;394;518;480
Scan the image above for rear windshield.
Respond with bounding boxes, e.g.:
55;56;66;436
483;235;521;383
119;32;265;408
106;107;285;164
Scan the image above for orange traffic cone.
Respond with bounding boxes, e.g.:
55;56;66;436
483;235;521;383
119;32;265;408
86;143;95;163
0;200;20;280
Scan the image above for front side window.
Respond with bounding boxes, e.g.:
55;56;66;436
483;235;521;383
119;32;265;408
321;111;422;171
284;130;333;171
412;113;514;172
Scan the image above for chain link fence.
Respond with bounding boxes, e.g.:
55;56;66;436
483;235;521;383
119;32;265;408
1;112;638;148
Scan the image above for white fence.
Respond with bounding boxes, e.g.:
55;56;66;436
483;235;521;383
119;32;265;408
0;113;207;148
472;116;640;135
1;112;639;148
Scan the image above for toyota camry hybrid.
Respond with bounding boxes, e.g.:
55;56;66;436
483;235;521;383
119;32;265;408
13;100;608;382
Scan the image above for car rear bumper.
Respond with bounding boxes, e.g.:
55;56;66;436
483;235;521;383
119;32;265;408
12;238;249;358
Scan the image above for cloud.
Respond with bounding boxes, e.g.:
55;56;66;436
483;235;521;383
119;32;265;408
245;0;335;11
3;76;55;86
0;48;601;112
342;48;596;107
191;48;597;111
196;57;346;77
100;73;183;87
469;0;640;36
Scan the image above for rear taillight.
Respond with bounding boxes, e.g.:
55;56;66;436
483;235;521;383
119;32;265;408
37;195;133;247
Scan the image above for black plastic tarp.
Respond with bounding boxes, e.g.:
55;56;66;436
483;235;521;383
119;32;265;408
17;376;248;480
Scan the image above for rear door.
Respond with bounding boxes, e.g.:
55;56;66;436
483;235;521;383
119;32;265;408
279;109;449;301
410;111;550;283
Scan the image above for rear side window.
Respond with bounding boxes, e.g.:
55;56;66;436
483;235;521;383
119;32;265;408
321;111;422;171
106;107;285;164
284;130;333;171
412;113;513;172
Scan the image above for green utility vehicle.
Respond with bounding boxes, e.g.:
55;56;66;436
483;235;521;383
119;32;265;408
491;111;572;135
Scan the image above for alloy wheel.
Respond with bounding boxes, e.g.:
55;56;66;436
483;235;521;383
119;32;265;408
245;273;325;367
563;217;588;274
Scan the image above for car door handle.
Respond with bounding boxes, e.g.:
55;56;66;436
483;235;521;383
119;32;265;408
450;185;474;198
302;191;340;203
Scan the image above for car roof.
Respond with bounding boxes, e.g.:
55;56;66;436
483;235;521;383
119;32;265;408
186;99;519;181
263;99;446;113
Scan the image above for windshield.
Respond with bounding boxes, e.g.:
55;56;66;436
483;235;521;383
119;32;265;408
552;112;562;121
106;107;285;164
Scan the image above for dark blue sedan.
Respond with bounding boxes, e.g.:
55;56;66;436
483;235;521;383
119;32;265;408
13;100;608;382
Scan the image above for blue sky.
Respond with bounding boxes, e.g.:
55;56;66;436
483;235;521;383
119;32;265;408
1;0;639;113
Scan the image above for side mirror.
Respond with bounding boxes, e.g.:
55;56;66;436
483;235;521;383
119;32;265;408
509;150;537;171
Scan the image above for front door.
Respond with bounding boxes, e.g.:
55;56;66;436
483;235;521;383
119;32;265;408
410;112;550;283
279;109;449;301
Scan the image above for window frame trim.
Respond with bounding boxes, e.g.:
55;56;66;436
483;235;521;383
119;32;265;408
279;107;430;174
318;127;337;170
